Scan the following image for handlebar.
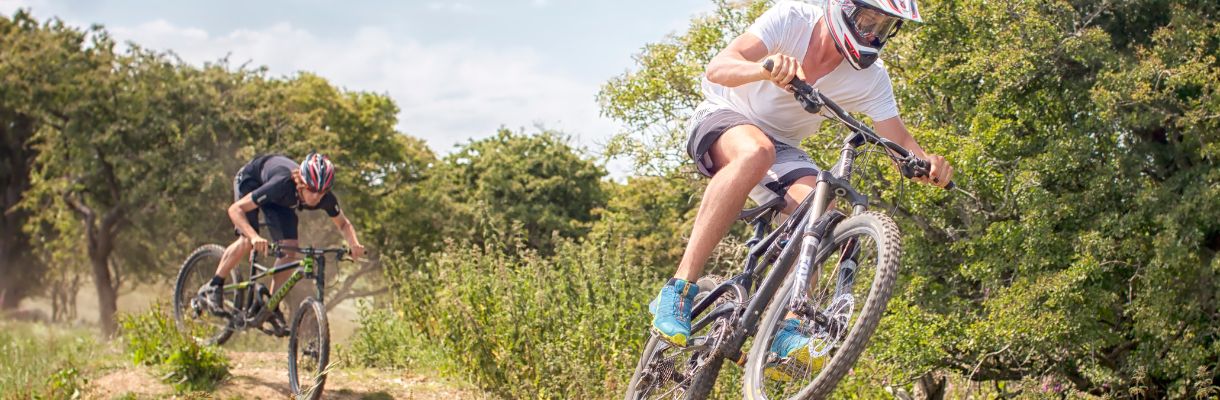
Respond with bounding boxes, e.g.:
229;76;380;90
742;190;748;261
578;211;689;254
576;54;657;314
271;244;354;261
762;59;955;190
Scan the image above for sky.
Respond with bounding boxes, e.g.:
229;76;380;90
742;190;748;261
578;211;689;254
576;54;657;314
0;0;716;172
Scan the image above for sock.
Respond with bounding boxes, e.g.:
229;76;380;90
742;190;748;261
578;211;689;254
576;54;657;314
210;276;225;287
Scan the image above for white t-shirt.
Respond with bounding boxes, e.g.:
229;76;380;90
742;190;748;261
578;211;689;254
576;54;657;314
699;0;900;147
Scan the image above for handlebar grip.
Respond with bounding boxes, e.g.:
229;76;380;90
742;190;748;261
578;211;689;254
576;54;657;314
761;59;813;93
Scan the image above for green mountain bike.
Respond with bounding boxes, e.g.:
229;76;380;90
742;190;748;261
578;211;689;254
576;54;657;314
172;242;350;400
625;60;954;400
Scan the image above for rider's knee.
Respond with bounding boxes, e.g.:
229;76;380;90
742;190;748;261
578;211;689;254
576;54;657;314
736;143;776;172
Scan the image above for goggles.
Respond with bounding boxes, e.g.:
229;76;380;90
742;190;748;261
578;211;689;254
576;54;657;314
842;2;903;47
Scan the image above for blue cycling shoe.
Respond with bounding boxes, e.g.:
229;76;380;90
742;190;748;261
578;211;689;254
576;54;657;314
765;318;827;381
648;278;699;347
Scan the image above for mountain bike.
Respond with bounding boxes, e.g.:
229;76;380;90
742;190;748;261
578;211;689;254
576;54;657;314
172;242;351;400
625;60;954;400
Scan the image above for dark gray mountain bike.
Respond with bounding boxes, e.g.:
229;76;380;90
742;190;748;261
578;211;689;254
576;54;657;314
625;60;954;400
172;242;351;400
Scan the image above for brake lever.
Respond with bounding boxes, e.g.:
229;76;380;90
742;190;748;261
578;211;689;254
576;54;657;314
903;158;956;190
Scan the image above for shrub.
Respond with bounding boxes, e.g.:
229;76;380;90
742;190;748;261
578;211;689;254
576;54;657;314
118;304;229;393
351;232;661;399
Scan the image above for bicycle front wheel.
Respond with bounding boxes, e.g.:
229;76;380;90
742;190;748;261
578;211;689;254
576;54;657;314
742;211;901;400
288;297;330;400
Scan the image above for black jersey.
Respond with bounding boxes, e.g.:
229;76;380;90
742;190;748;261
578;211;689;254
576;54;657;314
245;155;341;217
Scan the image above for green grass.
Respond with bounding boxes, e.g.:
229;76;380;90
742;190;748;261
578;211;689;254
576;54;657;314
0;320;117;399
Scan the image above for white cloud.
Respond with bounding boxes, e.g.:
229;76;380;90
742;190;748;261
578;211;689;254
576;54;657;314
0;0;45;15
107;19;619;155
530;0;549;7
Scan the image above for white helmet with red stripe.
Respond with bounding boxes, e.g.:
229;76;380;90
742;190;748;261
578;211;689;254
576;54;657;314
824;0;923;70
299;151;336;192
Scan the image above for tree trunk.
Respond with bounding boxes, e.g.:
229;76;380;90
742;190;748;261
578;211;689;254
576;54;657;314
914;371;948;400
66;193;124;335
89;251;118;334
0;112;42;310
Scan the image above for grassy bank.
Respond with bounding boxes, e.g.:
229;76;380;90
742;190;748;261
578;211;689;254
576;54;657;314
0;320;118;399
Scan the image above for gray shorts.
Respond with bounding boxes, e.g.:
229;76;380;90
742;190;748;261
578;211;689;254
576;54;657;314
686;107;821;206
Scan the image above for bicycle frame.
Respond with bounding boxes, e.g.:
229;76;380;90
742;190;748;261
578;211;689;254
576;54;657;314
222;247;330;328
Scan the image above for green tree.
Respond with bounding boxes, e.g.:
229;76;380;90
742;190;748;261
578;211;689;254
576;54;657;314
0;10;68;310
590;173;699;269
597;0;769;177
17;37;261;333
432;128;607;251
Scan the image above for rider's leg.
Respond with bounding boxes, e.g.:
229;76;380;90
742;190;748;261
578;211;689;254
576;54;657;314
673;124;776;282
214;237;254;279
200;236;254;309
265;206;300;295
651;124;775;346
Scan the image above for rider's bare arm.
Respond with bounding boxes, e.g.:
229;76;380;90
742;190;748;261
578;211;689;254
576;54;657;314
874;117;954;187
330;210;365;259
229;193;270;254
229;194;260;240
707;33;806;89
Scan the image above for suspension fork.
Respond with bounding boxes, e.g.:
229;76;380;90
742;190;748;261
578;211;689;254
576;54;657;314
790;181;832;308
788;138;862;317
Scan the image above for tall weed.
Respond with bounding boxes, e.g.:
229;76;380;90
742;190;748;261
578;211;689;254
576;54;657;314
118;304;229;393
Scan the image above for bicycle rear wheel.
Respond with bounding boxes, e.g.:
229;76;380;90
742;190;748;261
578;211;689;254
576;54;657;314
172;244;240;345
742;211;901;400
624;276;736;400
288;297;330;400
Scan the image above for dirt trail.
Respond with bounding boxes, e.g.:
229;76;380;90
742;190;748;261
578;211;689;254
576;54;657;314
86;351;483;399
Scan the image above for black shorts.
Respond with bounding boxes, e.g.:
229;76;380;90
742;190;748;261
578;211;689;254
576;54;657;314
233;160;298;241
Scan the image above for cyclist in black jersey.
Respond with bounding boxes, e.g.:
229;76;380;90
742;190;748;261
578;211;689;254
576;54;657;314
197;152;366;311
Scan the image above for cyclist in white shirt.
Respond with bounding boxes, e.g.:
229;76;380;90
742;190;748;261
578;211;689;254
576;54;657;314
648;0;953;378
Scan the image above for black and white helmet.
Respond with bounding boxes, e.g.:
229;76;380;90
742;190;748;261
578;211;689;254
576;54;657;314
824;0;923;69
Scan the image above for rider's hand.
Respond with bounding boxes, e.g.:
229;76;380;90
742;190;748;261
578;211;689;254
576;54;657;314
248;235;269;255
350;243;366;260
761;54;806;92
914;153;954;188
